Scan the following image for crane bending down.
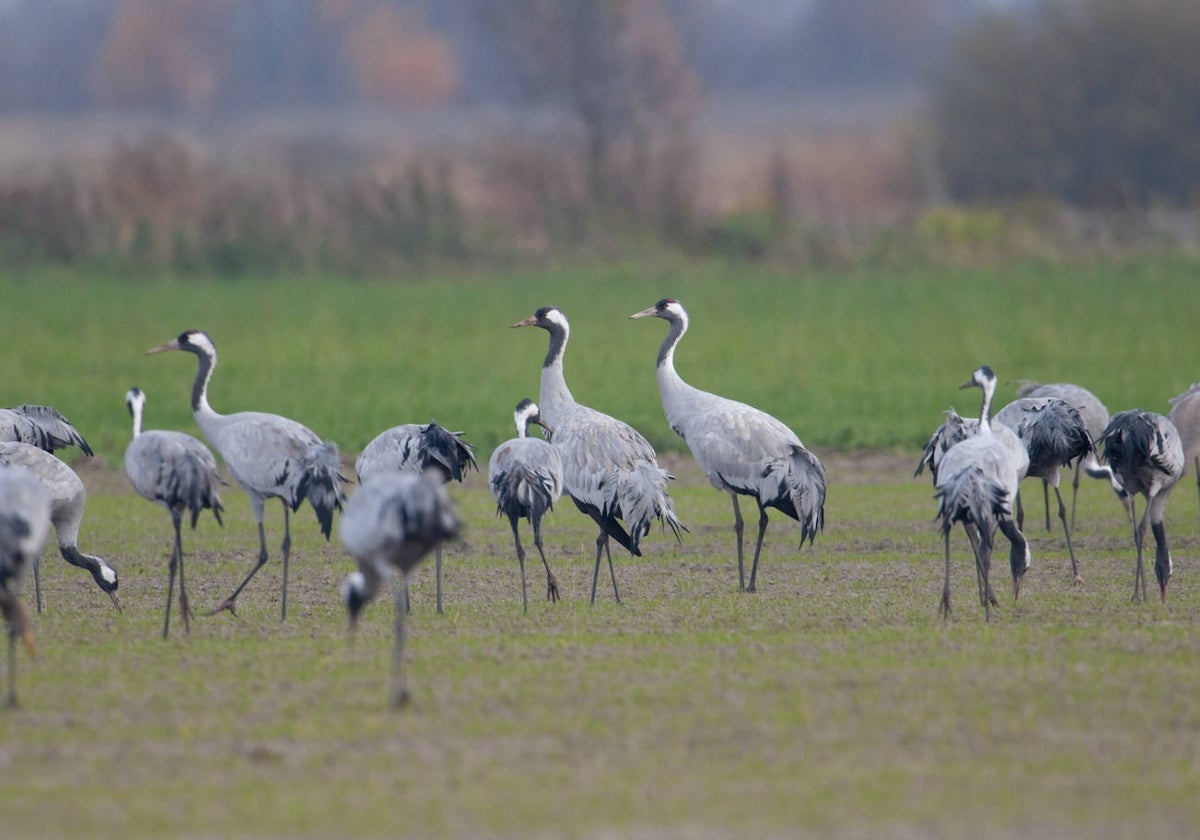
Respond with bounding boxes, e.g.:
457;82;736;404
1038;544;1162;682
488;399;563;612
933;366;1030;620
1016;381;1127;527
630;298;825;592
0;404;93;457
1167;383;1200;521
1098;409;1183;602
341;471;460;709
356;421;476;615
124;387;224;639
512;306;685;605
148;330;346;621
0;464;51;708
994;396;1095;585
0;442;121;613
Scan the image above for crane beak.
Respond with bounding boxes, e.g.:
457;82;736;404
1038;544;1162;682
510;316;537;329
536;419;555;439
146;339;180;355
629;306;657;320
958;379;975;390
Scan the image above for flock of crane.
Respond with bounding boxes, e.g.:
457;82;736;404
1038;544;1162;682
0;297;1197;709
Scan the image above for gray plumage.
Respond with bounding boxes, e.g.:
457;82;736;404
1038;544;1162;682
487;399;563;612
124;387;224;639
0;464;51;708
0;404;93;457
0;442;121;613
340;471;461;710
356;421;476;615
631;298;825;593
933;366;1030;620
1166;383;1200;520
1098;409;1184;602
1016;381;1126;526
993;396;1095;584
512;306;685;605
148;330;347;620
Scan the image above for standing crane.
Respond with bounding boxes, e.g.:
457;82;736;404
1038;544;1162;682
933;366;1030;620
1166;383;1200;521
993;396;1095;584
124;387;225;639
630;298;825;592
488;399;563;612
148;330;346;620
0;442;121;613
0;404;93;457
1016;381;1126;527
1098;409;1184;602
0;464;51;708
340;471;460;710
356;421;475;615
512;306;685;604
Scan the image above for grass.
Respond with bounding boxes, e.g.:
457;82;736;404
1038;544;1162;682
2;254;1199;461
3;255;1200;836
3;452;1200;837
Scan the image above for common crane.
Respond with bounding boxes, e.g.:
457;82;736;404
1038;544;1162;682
1098;410;1184;602
512;306;685;604
994;396;1094;584
0;404;93;457
340;471;460;710
488;399;563;612
933;366;1030;620
124;387;224;639
356;421;475;615
1016;381;1127;526
0;464;51;708
0;442;121;613
148;330;346;620
630;298;825;592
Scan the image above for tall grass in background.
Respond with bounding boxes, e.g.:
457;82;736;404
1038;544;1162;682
2;254;1197;463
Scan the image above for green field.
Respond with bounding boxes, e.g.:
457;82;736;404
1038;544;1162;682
3;256;1200;838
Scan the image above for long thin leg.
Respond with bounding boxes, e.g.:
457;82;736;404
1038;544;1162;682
163;524;179;640
279;504;291;622
964;523;998;607
977;527;994;622
590;531;604;605
1130;497;1146;603
1053;485;1083;585
940;528;953;619
605;538;620;603
435;547;444;615
389;574;411;710
731;493;746;592
746;506;769;593
6;629;17;708
210;520;270;616
508;515;528;613
1042;479;1051;531
532;516;559;604
176;520;191;635
33;555;42;615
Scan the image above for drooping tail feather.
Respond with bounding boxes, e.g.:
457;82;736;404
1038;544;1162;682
787;444;826;547
170;450;224;528
420;423;477;484
303;441;347;539
936;464;1009;537
494;464;556;525
618;461;686;553
8;404;93;456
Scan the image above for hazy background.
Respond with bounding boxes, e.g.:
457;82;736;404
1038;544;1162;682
0;0;1195;272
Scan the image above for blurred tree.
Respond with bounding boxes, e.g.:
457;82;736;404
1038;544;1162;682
347;3;459;107
931;0;1200;205
473;0;698;228
96;0;231;114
